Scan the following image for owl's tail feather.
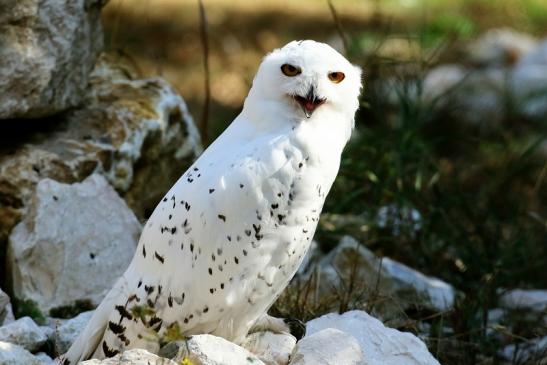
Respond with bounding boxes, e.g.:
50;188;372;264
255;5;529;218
56;274;131;364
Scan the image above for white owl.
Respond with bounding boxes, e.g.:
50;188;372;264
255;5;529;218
60;40;362;364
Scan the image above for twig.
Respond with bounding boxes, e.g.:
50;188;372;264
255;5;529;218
198;0;210;145
327;0;349;56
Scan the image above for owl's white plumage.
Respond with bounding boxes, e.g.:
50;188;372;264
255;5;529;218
61;40;362;363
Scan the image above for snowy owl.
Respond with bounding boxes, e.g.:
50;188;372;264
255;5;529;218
60;40;362;363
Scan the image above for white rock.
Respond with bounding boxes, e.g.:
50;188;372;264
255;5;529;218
307;310;440;365
80;348;178;365
0;341;42;365
243;331;296;365
318;236;455;315
499;289;547;312
51;310;94;354
7;174;141;314
290;328;363;365
0;317;48;352
0;288;15;325
172;334;265;365
0;0;105;118
510;40;547;119
467;27;537;66
34;352;55;365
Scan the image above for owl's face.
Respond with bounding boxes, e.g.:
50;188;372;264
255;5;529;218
248;40;362;122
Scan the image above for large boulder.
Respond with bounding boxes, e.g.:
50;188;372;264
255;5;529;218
306;310;441;365
7;174;141;314
0;0;106;119
0;53;201;255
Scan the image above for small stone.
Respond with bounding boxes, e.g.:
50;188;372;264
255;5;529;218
499;289;547;312
289;328;363;365
306;310;441;365
51;310;94;354
0;341;42;365
0;317;49;352
499;336;547;364
80;348;178;365
243;331;296;365
0;288;15;325
34;352;55;365
170;334;266;365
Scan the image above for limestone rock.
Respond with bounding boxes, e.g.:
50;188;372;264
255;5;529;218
306;310;440;365
7;174;140;314
310;236;455;318
0;52;201;260
0;288;15;325
169;334;265;365
375;204;422;238
243;331;296;365
0;341;42;365
289;328;363;365
80;348;177;365
0;0;106;119
50;310;94;354
0;316;49;352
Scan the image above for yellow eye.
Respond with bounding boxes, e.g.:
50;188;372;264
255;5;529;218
328;71;345;83
281;64;301;77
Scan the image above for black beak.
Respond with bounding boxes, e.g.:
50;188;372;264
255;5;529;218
293;88;326;118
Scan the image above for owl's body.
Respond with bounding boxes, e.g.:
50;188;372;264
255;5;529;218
61;40;361;363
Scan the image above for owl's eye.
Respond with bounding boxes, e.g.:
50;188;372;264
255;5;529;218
281;64;301;77
328;71;345;83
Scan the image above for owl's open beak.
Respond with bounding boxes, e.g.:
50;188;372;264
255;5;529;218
294;88;326;118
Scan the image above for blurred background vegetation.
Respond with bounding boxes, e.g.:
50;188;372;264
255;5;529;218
102;0;546;364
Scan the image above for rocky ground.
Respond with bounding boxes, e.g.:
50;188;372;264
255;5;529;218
0;1;546;365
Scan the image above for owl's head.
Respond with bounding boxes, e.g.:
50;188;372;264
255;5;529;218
245;40;362;125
